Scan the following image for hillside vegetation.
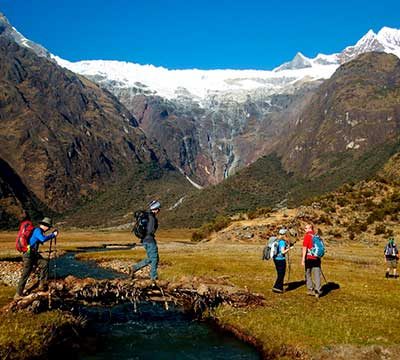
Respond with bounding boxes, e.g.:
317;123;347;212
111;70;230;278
164;139;400;228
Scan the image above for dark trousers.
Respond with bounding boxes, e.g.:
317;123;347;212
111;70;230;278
273;259;286;291
16;251;49;295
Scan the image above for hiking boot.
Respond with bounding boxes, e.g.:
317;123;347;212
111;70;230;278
307;290;315;296
272;287;283;294
315;290;321;299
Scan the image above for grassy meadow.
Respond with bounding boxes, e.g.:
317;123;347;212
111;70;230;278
0;229;399;358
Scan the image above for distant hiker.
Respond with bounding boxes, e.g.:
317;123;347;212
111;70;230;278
384;237;399;278
302;223;322;298
15;217;59;299
272;228;293;293
131;200;161;281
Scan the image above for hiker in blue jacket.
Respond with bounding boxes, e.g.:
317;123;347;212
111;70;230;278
130;200;161;281
272;228;293;293
15;217;59;299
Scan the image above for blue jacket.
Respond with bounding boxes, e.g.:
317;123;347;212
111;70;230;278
29;228;56;252
275;239;287;260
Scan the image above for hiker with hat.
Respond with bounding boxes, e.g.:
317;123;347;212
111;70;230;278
272;228;293;293
384;237;399;278
15;217;59;299
130;200;161;281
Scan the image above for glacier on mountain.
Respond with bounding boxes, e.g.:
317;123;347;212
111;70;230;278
52;27;400;104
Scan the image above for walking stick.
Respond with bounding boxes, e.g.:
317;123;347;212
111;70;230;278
48;238;53;275
287;248;291;284
53;235;57;281
320;267;328;284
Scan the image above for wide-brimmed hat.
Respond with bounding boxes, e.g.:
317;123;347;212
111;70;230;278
39;217;53;227
279;228;287;235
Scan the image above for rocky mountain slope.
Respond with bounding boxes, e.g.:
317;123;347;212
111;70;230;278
2;13;400;229
278;52;400;174
162;52;400;227
54;27;400;185
0;25;194;227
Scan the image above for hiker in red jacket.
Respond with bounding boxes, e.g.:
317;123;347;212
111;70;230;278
302;223;322;298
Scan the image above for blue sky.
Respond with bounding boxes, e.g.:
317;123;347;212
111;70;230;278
1;0;400;70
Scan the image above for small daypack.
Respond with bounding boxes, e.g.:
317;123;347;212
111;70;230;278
262;236;279;260
132;211;149;239
15;220;34;253
308;234;325;258
385;243;398;257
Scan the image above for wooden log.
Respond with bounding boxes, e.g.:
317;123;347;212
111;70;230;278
2;276;265;313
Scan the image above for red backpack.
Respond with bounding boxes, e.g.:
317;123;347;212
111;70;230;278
15;220;34;253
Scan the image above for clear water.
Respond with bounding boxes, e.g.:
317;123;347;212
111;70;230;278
52;252;260;360
50;251;122;280
78;303;259;360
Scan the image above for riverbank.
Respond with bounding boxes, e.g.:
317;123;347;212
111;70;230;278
1;230;400;359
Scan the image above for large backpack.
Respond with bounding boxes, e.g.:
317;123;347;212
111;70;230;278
15;220;34;253
308;234;325;258
132;211;149;239
385;242;398;257
262;236;279;260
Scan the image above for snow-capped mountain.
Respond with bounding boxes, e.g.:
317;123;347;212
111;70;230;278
52;27;400;185
54;55;338;104
52;27;400;104
276;27;400;71
0;13;51;58
5;11;400;186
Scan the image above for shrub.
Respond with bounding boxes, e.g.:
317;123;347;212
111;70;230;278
347;222;367;235
374;224;386;235
247;207;271;220
191;215;232;242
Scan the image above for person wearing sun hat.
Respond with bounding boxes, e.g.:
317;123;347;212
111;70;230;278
15;216;59;299
130;200;161;281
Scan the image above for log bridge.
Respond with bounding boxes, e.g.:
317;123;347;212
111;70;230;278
4;276;265;314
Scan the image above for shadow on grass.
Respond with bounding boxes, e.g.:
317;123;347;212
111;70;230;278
320;282;340;297
285;280;306;291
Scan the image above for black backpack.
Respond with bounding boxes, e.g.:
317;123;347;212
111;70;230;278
132;211;149;239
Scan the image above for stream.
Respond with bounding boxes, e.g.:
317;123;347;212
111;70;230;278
51;251;260;359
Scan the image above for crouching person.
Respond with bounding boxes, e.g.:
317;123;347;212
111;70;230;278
15;217;58;299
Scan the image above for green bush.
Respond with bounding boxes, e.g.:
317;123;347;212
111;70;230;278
191;215;232;242
247;207;272;220
374;224;386;235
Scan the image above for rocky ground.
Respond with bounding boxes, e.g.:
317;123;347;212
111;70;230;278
0;261;21;287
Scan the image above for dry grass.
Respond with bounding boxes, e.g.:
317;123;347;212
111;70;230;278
1;229;399;358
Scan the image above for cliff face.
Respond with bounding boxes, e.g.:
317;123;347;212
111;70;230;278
101;85;319;186
0;36;170;217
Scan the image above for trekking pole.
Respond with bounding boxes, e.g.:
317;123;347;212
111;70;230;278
287;249;291;284
53;235;57;281
320;267;328;284
48;238;53;275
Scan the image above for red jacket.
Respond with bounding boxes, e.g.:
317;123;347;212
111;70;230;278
303;230;317;260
